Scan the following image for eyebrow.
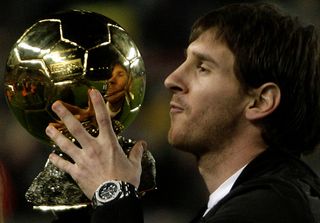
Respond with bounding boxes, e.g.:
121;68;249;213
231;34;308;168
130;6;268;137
185;48;219;67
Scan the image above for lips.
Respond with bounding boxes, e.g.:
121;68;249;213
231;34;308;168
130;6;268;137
106;89;124;97
169;101;184;113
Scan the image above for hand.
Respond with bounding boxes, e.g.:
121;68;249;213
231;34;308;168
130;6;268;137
45;89;145;199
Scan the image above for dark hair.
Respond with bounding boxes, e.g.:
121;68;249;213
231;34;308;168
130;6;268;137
190;3;320;155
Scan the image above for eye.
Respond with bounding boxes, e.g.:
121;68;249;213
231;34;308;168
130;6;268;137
196;63;209;73
117;71;125;77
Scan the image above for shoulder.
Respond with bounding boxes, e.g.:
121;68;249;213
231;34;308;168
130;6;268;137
203;150;320;222
203;177;315;223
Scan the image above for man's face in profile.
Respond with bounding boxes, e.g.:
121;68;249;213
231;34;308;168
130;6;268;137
107;64;129;105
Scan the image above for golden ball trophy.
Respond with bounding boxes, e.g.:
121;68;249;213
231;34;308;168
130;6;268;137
4;10;156;211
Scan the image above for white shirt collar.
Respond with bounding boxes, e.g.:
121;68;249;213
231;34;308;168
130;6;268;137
203;165;247;216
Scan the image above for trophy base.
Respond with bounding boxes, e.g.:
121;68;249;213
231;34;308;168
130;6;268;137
25;158;90;211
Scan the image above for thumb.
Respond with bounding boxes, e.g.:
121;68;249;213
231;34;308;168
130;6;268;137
129;140;146;164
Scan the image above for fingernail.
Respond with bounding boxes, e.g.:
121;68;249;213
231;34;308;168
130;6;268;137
52;101;63;113
46;125;54;136
48;153;54;161
89;88;98;99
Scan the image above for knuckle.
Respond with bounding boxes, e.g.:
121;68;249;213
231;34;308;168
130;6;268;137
55;159;68;173
68;124;82;136
97;115;108;126
72;170;81;181
56;138;71;152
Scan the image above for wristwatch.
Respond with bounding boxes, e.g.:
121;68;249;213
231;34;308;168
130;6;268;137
92;180;138;208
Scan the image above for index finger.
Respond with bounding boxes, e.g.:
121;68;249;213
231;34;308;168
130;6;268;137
51;100;92;148
89;89;115;137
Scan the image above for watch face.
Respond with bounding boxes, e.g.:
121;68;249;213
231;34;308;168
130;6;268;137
98;181;121;202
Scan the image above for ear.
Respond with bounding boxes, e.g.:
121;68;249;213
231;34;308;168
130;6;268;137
245;83;281;121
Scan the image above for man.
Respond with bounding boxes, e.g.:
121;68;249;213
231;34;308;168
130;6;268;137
45;2;320;222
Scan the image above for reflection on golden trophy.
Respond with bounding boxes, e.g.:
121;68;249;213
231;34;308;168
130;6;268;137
51;63;131;131
106;63;131;115
4;10;156;211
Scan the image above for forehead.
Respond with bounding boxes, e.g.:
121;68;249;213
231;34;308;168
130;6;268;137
187;28;235;70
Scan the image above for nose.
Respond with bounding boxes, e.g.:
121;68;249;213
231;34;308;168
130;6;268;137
164;64;186;93
108;74;116;85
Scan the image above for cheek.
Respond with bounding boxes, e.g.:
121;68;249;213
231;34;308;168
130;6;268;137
188;88;219;115
188;86;243;127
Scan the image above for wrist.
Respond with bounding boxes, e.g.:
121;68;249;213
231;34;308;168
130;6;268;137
91;180;139;209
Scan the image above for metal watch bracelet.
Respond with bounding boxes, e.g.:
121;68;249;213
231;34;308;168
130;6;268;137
92;180;139;209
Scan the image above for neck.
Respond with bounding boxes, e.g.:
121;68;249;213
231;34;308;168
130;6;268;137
197;133;266;194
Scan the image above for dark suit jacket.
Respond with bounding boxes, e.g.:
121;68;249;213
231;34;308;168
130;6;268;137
53;148;320;223
191;148;320;223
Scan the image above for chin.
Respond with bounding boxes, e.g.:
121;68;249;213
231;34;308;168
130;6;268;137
168;131;206;158
168;125;178;141
168;131;189;151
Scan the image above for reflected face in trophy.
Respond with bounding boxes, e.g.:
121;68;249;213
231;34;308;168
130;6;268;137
50;63;130;130
164;29;249;155
105;64;130;113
